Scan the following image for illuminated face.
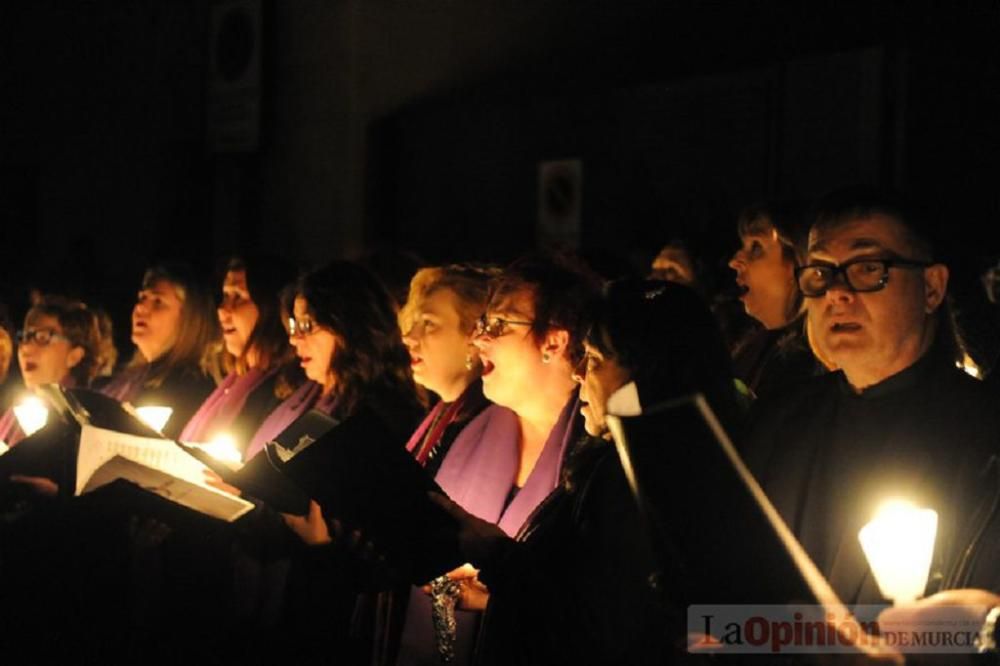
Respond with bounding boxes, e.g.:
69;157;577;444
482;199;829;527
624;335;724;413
728;227;798;329
288;296;338;389
218;269;260;359
472;288;543;411
805;215;945;389
18;314;84;389
132;279;183;363
574;342;631;437
401;287;475;401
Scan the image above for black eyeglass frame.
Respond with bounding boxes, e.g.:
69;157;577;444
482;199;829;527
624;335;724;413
474;314;535;339
16;328;72;347
794;256;933;298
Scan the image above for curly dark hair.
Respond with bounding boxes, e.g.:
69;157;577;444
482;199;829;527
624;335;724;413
285;261;416;420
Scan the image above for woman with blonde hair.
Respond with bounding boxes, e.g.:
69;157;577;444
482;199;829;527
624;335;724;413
101;262;218;439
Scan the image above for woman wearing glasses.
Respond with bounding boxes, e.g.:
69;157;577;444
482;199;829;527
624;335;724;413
387;254;595;666
101;263;218;439
432;279;741;666
0;295;104;447
178;256;301;457
728;202;828;400
242;261;422;461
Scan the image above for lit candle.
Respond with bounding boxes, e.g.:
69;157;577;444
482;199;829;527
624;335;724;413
858;499;938;604
204;433;242;465
14;396;49;437
135;406;173;433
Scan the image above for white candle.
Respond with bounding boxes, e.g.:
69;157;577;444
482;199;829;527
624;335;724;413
13;396;49;437
135;406;173;433
858;499;938;604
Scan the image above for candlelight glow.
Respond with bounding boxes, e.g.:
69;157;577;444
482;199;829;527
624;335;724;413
14;396;49;437
858;499;938;604
204;433;242;465
135;406;173;433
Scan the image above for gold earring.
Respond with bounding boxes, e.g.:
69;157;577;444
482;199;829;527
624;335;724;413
542;352;551;364
465;350;475;371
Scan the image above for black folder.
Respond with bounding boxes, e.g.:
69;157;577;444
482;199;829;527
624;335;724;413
606;393;821;606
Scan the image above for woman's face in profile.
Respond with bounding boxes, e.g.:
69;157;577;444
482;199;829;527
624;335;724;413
401;287;474;400
218;269;260;359
288;296;338;388
132;279;183;363
728;226;797;330
575;341;630;438
18;314;84;389
473;288;544;412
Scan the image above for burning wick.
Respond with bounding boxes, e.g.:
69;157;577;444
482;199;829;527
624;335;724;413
204;433;242;465
858;498;938;605
14;396;49;437
135;406;173;433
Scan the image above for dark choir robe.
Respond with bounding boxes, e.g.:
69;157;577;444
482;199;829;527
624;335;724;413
367;380;491;666
742;342;1000;605
471;437;671;666
731;322;822;402
101;359;216;439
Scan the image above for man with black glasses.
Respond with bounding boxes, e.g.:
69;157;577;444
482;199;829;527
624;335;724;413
741;187;1000;605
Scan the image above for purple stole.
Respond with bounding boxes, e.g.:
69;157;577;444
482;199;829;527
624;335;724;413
100;364;150;404
179;367;274;443
0;408;24;448
396;393;580;666
243;380;338;460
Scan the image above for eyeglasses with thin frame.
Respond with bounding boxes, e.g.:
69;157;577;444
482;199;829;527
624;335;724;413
795;256;933;298
287;317;319;338
16;328;71;347
474;314;534;339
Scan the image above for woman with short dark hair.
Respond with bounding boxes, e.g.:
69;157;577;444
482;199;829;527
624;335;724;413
434;279;741;665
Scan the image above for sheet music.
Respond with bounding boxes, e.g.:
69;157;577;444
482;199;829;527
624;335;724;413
75;425;254;522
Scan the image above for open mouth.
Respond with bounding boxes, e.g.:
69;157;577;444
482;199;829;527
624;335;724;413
23;361;37;373
222;326;237;336
410;356;423;367
736;284;750;297
299;356;312;368
481;360;495;377
830;322;862;333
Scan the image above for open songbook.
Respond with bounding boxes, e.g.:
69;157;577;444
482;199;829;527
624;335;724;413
75;425;255;522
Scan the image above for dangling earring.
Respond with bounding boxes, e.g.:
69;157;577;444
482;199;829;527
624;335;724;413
542;352;551;364
465;349;475;371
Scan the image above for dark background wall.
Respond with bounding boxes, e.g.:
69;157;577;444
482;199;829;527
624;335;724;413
1;1;999;356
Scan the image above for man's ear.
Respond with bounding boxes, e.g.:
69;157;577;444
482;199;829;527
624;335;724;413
542;328;570;361
923;264;949;314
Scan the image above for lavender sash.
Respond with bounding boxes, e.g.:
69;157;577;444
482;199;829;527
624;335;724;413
100;365;150;404
244;381;339;460
0;408;24;448
396;393;580;665
179;367;274;443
